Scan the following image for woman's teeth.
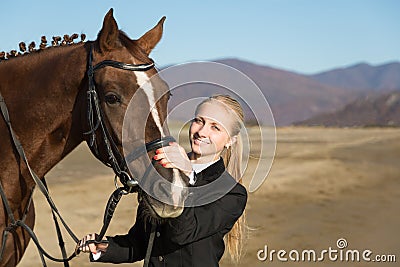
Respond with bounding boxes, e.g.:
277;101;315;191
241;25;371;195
195;138;210;144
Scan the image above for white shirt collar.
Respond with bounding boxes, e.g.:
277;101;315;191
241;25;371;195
191;158;219;173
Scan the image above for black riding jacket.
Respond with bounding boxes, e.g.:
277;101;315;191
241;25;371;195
93;158;247;267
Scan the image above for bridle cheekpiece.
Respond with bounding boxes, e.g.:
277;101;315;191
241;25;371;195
84;43;173;193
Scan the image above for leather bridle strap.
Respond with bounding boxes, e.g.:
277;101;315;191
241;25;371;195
85;44;174;266
92;59;154;72
42;178;70;267
85;43;157;192
125;136;176;164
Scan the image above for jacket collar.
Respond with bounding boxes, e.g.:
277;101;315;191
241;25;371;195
195;157;225;183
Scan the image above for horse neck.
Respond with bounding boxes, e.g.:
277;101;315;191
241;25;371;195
0;44;88;177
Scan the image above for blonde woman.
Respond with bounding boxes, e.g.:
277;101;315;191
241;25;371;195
79;95;247;266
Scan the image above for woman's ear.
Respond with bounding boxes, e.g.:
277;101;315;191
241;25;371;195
226;136;238;148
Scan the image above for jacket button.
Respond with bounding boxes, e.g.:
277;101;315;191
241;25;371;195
156;232;161;237
158;256;164;261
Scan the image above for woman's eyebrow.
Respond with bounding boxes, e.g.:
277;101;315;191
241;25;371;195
199;116;223;126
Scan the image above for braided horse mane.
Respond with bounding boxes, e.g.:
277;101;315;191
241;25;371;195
0;33;86;61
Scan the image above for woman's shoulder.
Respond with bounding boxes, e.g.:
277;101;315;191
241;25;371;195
219;169;247;196
229;179;247;200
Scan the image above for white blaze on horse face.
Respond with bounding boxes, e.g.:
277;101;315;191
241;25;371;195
134;71;165;137
135;71;186;208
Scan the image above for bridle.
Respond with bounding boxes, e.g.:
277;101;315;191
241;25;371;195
84;44;175;267
0;43;174;267
84;43;174;193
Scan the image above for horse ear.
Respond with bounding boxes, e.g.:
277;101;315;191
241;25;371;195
137;16;166;55
98;8;119;51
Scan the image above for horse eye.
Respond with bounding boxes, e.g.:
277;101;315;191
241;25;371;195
105;93;121;105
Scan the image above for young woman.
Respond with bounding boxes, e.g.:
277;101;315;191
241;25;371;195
78;95;247;266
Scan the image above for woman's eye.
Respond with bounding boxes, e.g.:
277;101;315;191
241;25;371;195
212;125;220;131
105;94;121;105
193;118;202;124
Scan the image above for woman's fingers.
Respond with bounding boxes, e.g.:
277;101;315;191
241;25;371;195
153;143;192;175
77;233;99;254
154;143;177;162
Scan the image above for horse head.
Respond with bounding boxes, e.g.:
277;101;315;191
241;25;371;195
81;9;189;221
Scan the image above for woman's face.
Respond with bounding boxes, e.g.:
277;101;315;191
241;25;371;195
189;102;236;163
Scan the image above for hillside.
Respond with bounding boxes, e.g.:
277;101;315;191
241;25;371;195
294;91;400;127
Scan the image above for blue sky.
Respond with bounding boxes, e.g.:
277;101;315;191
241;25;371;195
0;0;398;74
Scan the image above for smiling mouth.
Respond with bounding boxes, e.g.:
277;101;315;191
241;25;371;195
194;138;210;145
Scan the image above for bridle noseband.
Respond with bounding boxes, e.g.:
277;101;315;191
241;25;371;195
84;43;173;193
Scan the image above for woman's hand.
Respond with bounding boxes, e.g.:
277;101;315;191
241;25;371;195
154;142;193;176
76;233;108;254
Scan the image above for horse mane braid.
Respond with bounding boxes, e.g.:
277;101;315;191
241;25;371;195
28;42;36;52
19;42;27;53
40;36;47;49
0;33;87;61
9;50;19;58
52;36;61;46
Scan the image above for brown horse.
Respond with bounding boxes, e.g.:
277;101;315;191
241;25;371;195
0;9;188;266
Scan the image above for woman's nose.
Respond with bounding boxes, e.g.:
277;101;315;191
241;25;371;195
196;124;208;136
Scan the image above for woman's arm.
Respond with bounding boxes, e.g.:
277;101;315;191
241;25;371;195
77;206;148;263
92;220;147;263
165;183;247;246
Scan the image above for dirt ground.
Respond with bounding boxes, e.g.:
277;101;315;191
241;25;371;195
18;127;399;267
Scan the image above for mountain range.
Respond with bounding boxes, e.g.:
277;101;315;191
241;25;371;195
311;62;400;92
294;91;400;127
166;59;400;126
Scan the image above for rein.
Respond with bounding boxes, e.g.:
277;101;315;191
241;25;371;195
0;92;79;266
0;43;173;266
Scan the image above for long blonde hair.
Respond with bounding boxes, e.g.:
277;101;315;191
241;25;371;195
197;94;247;263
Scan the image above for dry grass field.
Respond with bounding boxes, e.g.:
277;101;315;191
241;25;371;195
18;127;399;267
